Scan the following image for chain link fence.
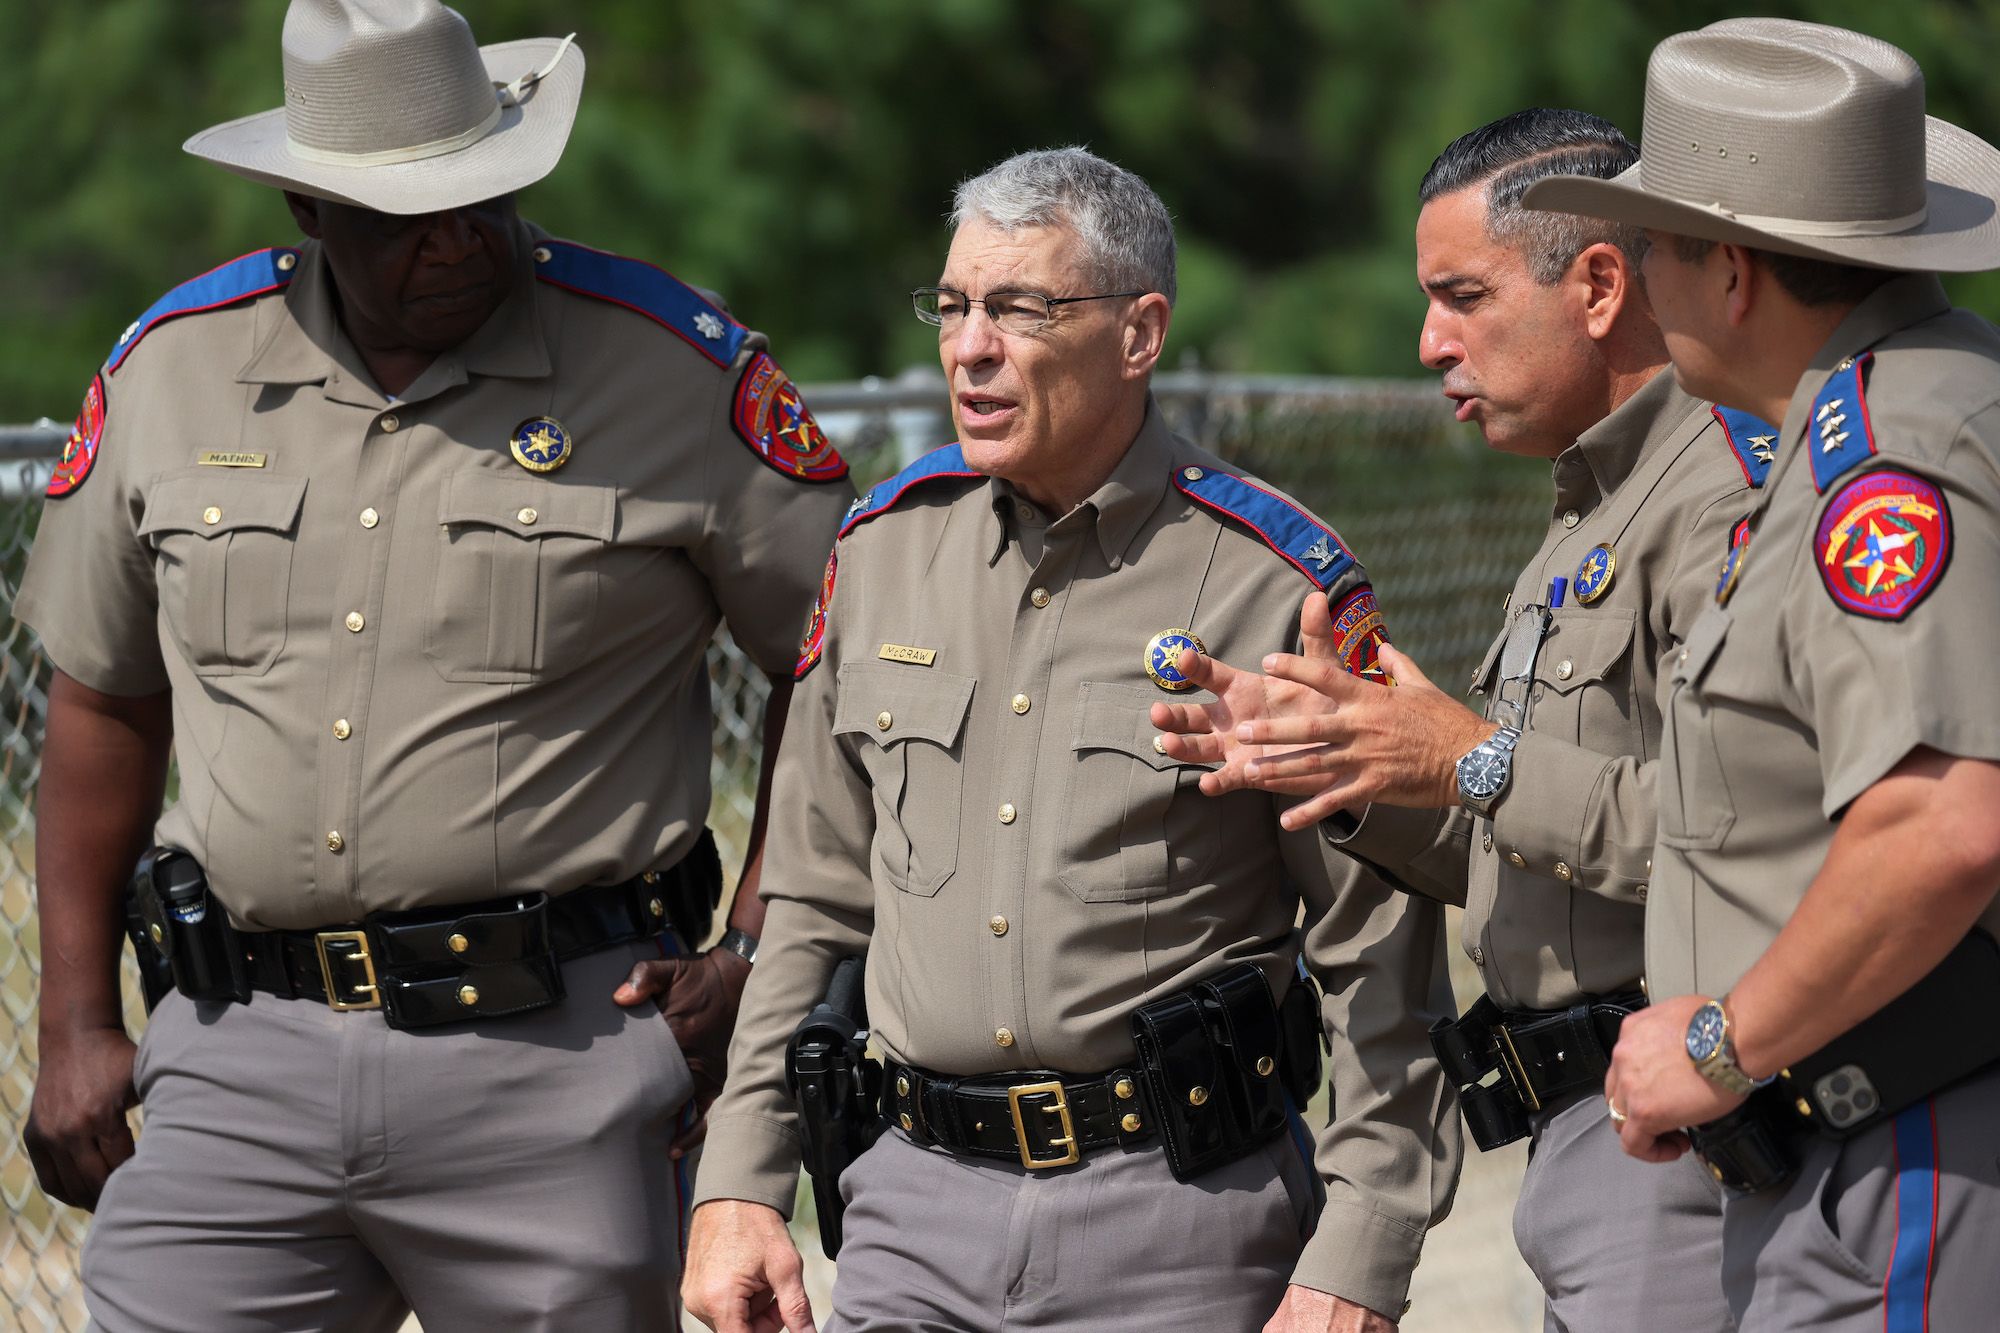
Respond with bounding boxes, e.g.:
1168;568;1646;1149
1;374;1549;1331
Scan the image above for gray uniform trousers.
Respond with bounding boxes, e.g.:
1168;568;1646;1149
81;941;693;1333
825;1122;1321;1332
1719;1067;2000;1333
1512;1090;1733;1333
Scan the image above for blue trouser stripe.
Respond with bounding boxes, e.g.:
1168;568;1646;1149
1884;1100;1938;1332
1282;1093;1326;1223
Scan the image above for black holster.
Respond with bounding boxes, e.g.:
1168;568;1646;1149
129;848;251;1005
785;956;883;1258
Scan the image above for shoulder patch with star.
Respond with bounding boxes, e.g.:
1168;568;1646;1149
1710;405;1780;488
47;373;107;498
1328;584;1391;680
106;247;299;374
731;351;847;482
1171;463;1357;589
531;239;750;369
795;546;838;679
1814;468;1950;620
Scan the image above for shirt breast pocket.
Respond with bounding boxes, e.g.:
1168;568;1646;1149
138;470;306;678
1059;681;1219;903
1659;608;1736;851
833;663;975;897
425;470;615;684
1532;609;1637;743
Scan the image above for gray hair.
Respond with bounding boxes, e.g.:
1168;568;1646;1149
1419;109;1646;284
951;147;1177;306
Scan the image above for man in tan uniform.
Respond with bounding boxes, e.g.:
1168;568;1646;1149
682;148;1459;1333
1154;109;1767;1331
15;3;851;1328
1523;18;2000;1332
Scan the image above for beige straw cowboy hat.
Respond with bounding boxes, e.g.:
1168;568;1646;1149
184;0;584;215
1524;18;2000;272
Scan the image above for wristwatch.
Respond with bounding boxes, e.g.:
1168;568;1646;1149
1684;997;1770;1095
714;927;759;966
1455;725;1521;817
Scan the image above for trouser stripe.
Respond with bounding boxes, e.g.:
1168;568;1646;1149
1883;1099;1939;1333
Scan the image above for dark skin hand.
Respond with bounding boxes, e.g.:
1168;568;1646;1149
24;671;173;1210
283;191;519;398
615;676;793;1157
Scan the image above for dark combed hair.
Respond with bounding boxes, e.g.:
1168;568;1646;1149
1419;108;1645;283
1670;235;1894;307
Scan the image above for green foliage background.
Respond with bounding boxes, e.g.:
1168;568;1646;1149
6;0;1999;415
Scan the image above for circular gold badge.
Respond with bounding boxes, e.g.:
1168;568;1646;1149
1144;628;1208;692
510;416;573;473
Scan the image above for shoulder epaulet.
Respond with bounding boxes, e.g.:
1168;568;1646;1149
838;444;982;538
106;247;299;374
1172;464;1356;589
532;239;749;369
1710;405;1780;487
1807;352;1879;493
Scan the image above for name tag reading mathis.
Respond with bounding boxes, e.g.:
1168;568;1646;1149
197;451;267;468
878;643;938;667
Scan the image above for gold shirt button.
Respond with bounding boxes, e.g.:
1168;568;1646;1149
1010;694;1031;715
1482;832;1494;852
1555;659;1574;680
1030;587;1051;608
997;802;1017;825
1506;851;1526;868
457;984;480;1007
1016;502;1036;522
1471;945;1485;965
517;506;538;526
380;413;400;433
359;507;380;528
875;710;892;731
1646;857;1653;875
447;932;470;954
1562;509;1580;528
345;611;365;633
1152;736;1167;754
1637;884;1649;901
332;718;351;740
995;1027;1015;1048
1554;861;1573;881
989;915;1009;936
201;505;222;525
325;831;344;853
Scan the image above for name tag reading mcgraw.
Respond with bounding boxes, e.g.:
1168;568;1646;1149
878;643;938;667
198;451;268;468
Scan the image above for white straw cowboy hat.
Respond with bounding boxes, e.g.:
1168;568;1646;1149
183;0;584;215
1523;18;2000;272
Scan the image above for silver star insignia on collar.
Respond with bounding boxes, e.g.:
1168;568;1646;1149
693;312;726;341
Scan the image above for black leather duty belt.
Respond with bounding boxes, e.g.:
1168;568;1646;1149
1431;991;1644;1150
884;1060;1157;1170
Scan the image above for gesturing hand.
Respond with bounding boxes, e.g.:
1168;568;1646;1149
614;947;753;1157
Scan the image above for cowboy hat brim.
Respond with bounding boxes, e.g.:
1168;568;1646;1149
1523;116;2000;273
183;37;583;216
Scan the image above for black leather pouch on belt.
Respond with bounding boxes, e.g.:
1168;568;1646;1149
1130;961;1289;1182
659;830;725;950
1429;999;1531;1152
368;894;566;1028
1687;1096;1799;1192
133;848;251;1004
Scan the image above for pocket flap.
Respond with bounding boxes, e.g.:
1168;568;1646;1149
1673;607;1732;688
833;662;976;750
438;470;614;541
1071;681;1198;771
1536;609;1636;695
140;471;306;540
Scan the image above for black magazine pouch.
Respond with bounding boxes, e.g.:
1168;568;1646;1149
1132;961;1287;1181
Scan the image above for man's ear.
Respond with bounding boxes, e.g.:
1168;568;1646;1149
1719;242;1758;329
284;191;325;239
1122;293;1172;380
1575;242;1632;342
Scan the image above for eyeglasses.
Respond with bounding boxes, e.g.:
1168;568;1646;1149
911;286;1145;336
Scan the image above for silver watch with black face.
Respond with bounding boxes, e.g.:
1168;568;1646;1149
1456;725;1522;817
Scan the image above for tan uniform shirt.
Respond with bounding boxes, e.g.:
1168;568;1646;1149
1332;374;1762;1009
15;226;852;929
694;406;1461;1314
1653;274;2000;998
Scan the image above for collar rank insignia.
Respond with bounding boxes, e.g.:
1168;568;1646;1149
1807;354;1878;494
1172;465;1356;589
1145;628;1207;692
48;373;107;498
1573;544;1617;605
693;311;727;341
1815;468;1950;620
1711;405;1781;488
1330;586;1391;681
510;416;573;473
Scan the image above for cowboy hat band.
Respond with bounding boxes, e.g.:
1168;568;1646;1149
1522;18;2000;273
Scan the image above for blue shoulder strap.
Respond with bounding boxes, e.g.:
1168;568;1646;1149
106;247;299;373
1808;352;1879;493
840;444;982;538
533;240;749;369
1172;465;1356;588
1710;405;1780;487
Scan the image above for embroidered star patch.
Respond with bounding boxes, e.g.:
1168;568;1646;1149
48;373;106;497
795;547;838;679
732;352;847;482
1329;585;1391;680
1815;469;1951;620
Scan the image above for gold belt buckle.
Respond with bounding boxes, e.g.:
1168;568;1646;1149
1007;1080;1081;1169
314;929;382;1011
1494;1023;1542;1113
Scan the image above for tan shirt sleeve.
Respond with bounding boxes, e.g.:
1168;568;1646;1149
1283;812;1462;1313
690;349;855;677
1320;805;1471;907
13;371;171;696
692;599;875;1214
